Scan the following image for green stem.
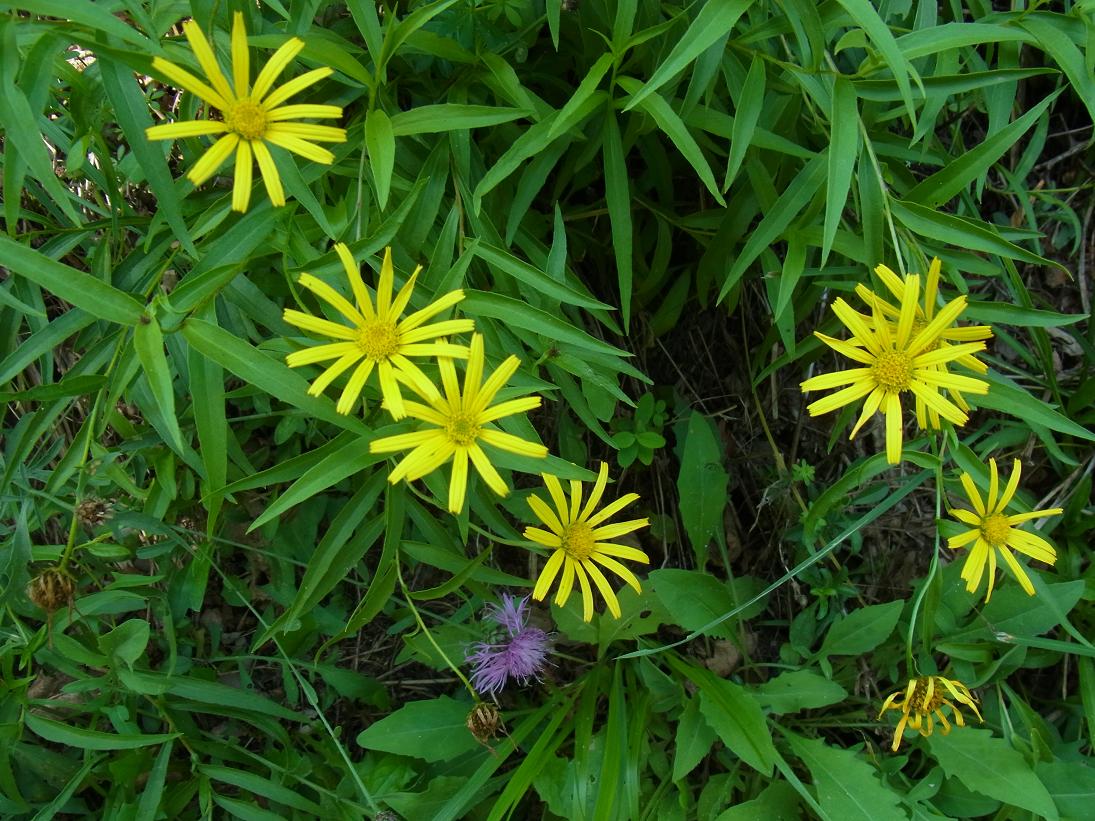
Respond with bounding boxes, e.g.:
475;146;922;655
904;429;948;673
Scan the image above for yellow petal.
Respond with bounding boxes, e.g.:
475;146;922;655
554;557;576;606
336;358;374;414
251;140;285;206
146;120;227;140
448;448;469;513
151;56;229;109
263;132;335;164
579;462;611;522
477;428;548;458
884;392;903;464
583;560;621;619
266;101;343;121
260;66;334;110
252;36;305;102
468;443;510;497
183;19;234;103
231;12;249;96
187;133;240;185
231;140;252;212
532;549;566;601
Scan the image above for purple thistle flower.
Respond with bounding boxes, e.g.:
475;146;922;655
467;594;550;696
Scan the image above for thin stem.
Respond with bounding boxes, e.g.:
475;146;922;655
905;429;948;673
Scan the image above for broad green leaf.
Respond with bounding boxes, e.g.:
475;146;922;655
602;110;633;326
756;671;848;715
906;90;1059;206
356;696;479;762
672;659;776;775
134;315;184;453
1036;760;1095;820
818;600;904;659
715;781;800;821
624;0;755;111
474;243;611;310
165;675;303;721
618;76;724;204
390;104;527;135
718;152;826;302
24;713;177;750
12;0;154;49
676;411;728;566
895;22;1033;60
0;373;104;403
97;619;150;670
181;318;369;435
0;235;143;325
462;290;629;358
964;301;1085;328
974;372;1095;441
945;581;1085;644
382;0;462;71
188;312;227;525
673;695;717;781
365;108;395;210
823;77;859;263
650;569;766;638
927;729;1058;819
786;733;905;821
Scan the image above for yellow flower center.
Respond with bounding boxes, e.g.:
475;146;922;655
445;412;480;447
356;319;401;361
980;512;1010;547
872;350;913;392
910;677;945;713
561;521;595;561
225;100;268;140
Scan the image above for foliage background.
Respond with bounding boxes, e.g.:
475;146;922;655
1;0;1094;818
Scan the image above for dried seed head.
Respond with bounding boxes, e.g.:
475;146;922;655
28;567;76;613
75;497;110;529
466;702;503;745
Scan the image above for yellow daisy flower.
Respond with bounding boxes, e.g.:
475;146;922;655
370;333;548;513
878;675;982;751
146;12;346;211
800;273;989;464
947;457;1062;601
284;244;473;418
525;462;650;622
854;258;993;428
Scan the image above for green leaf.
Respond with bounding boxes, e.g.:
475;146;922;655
24;713;177;750
834;0;919;124
823;77;859;263
755;671;847;715
1019;17;1095;124
618;76;724;205
180;318;369;435
602;110;633;326
974;372;1095;441
356;696;479;762
676;411;728;566
818;600;904;659
462;290;629;358
905;90;1059;207
200;765;322;815
389;104;527;135
724;54;765;190
1036;760;1095;820
715;781;800;821
890;199;1065;272
135;740;173;821
673;695;717;781
365;108;395;210
963;301;1084;328
97;618;150;670
99;56;194;255
786;733;905;821
672;659;776;776
0;235;143;325
650;569;763;638
474;242;611;310
945;581;1085;644
926;728;1058;819
623;0;755;112
134;315;184;453
549;53;614;139
719;152;826;302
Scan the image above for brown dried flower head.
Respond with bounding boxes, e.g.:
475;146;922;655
28;567;76;614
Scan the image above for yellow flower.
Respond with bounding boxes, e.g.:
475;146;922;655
800;272;989;464
284;244;473;418
525;462;649;622
146;12;346;211
854;258;993;428
878;675;982;751
370;333;548;513
947;457;1062;601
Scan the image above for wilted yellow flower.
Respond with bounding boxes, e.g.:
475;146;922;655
370;333;548;513
948;457;1062;601
284;245;472;418
526;462;649;621
854;258;993;428
146;12;345;211
878;675;982;751
801;273;988;464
